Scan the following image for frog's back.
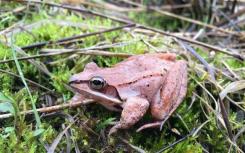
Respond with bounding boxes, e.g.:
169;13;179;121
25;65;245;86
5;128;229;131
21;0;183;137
97;53;176;86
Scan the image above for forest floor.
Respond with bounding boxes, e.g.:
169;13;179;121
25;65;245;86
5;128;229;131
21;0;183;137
0;0;244;152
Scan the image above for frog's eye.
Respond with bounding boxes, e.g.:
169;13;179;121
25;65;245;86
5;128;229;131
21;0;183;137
89;76;107;90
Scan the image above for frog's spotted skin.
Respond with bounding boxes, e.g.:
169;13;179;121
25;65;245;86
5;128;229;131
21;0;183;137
69;53;188;135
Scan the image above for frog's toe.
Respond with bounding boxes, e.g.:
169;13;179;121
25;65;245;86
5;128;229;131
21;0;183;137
136;121;162;132
108;124;121;136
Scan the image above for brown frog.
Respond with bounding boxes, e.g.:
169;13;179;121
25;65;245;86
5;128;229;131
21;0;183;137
69;53;187;135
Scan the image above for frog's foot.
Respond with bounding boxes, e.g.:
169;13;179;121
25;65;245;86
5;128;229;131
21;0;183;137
136;121;162;132
69;93;85;103
136;117;171;132
108;123;122;136
108;97;149;136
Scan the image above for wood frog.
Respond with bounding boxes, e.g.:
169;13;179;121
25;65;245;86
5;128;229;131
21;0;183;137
69;53;187;135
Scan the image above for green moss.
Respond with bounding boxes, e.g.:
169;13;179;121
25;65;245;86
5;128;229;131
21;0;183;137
52;65;71;93
0;45;12;59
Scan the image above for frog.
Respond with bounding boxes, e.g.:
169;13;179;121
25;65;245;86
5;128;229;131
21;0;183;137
69;53;188;135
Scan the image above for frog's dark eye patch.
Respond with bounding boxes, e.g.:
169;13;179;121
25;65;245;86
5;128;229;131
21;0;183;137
89;76;107;90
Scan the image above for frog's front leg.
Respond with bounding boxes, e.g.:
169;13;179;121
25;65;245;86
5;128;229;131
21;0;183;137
109;97;149;136
69;93;86;103
138;60;187;131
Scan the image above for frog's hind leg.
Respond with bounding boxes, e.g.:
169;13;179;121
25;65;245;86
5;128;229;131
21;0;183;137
138;60;188;132
108;97;149;136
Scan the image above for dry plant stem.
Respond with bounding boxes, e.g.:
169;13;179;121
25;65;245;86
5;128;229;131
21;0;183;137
219;96;234;139
14;0;244;60
21;23;135;50
0;69;52;92
208;78;234;140
1;41;52;76
80;0;143;12
215;7;245;26
2;19;106;39
0;100;94;119
138;26;244;61
17;0;133;24
84;0;190;12
156;129;196;153
0;50;132;64
153;9;242;38
176;40;216;80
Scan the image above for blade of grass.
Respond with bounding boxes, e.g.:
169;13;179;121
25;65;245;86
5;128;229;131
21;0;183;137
10;34;41;127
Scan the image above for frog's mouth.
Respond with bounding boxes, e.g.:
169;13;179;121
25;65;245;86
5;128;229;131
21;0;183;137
69;82;123;105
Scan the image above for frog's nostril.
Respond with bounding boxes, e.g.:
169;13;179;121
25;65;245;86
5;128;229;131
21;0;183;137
69;76;75;83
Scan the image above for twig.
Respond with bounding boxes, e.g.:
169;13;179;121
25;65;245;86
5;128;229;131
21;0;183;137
0;41;52;76
215;7;245;26
80;0;143;12
17;0;133;24
153;9;241;38
0;100;94;119
21;23;135;50
177;40;216;81
88;1;191;12
2;19;108;41
214;8;240;31
0;49;133;64
138;26;244;61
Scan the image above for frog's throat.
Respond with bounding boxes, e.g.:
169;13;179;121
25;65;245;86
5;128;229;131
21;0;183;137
70;85;123;104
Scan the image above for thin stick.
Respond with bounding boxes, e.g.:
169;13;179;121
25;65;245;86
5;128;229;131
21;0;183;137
176;40;216;80
17;0;133;24
0;100;94;119
21;23;135;50
0;50;133;64
215;7;245;26
138;26;244;61
153;9;241;38
156;129;196;153
0;69;52;92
